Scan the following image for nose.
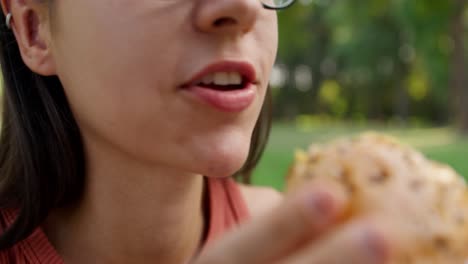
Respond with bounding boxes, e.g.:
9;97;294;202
193;0;261;35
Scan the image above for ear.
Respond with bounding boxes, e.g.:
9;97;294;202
0;0;9;17
2;0;56;76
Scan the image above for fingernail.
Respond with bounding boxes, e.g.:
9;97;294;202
360;228;389;262
302;191;336;223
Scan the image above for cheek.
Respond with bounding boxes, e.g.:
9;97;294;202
51;1;185;134
52;0;187;93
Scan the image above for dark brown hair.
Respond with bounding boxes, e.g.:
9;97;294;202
0;7;272;249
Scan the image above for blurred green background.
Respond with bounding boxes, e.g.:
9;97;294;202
252;0;468;191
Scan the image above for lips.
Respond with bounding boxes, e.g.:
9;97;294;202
180;61;258;113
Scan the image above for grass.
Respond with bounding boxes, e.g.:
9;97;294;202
251;122;468;191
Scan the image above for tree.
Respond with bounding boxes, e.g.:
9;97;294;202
273;0;468;131
449;0;468;133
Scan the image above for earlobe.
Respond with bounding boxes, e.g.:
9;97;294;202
9;3;56;76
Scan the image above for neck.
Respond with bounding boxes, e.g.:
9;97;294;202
44;138;207;264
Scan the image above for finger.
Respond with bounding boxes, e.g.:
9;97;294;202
195;182;348;264
280;219;392;264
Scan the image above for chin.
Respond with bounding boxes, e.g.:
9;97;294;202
195;137;252;178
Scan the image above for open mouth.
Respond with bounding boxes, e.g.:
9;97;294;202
180;62;257;112
181;61;257;92
195;72;248;91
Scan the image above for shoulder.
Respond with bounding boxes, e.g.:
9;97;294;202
238;184;284;218
0;210;20;263
0;250;15;263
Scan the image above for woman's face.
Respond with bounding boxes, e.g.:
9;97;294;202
49;0;278;177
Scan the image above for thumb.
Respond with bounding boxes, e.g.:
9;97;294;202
194;182;348;264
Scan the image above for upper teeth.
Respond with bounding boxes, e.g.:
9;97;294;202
200;72;243;86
